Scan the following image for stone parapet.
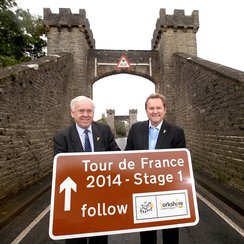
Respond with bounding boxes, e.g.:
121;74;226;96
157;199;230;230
173;52;244;192
0;53;73;201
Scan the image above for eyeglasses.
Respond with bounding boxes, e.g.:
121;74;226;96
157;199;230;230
78;109;94;114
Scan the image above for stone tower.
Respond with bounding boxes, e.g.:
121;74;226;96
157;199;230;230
43;8;95;98
129;109;137;127
106;109;116;135
151;9;199;122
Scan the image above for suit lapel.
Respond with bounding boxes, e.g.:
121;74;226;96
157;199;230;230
142;121;149;150
155;120;169;149
92;123;103;151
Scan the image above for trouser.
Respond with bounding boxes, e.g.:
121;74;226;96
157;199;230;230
140;228;179;244
65;235;108;244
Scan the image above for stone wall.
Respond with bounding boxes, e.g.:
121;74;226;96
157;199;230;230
173;52;244;192
0;53;73;201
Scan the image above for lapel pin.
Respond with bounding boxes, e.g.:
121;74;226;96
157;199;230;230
97;137;100;141
163;130;167;133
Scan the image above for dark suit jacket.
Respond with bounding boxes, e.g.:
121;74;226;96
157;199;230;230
53;122;120;155
125;120;186;150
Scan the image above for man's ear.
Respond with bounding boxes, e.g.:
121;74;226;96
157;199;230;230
70;111;74;118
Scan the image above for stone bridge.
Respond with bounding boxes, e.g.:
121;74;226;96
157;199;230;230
0;8;243;203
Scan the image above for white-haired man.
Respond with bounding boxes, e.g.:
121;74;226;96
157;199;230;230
53;95;120;244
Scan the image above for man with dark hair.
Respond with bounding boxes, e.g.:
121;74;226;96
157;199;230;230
125;93;186;244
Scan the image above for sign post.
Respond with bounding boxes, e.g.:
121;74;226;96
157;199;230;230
49;149;199;240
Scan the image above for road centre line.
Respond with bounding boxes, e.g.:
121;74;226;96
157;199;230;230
10;205;50;244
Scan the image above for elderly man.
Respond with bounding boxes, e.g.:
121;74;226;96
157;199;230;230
53;95;120;244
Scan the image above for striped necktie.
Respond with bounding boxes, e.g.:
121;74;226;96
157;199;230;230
84;129;92;152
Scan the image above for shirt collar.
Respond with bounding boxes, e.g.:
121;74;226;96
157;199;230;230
149;120;163;130
76;124;92;134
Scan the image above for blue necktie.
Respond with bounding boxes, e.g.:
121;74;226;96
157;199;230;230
149;127;159;150
84;129;92;152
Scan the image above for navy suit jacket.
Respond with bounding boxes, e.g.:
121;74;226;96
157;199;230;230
53;122;120;156
125;120;186;150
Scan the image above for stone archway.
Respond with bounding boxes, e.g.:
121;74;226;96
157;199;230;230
106;109;138;136
87;50;160;89
44;8;199;122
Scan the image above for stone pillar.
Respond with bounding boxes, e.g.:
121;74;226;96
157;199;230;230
129;109;137;128
127;109;137;136
43;8;95;99
106;109;116;136
151;9;199;122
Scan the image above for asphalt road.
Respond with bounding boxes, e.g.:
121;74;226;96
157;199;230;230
0;186;243;244
0;138;243;243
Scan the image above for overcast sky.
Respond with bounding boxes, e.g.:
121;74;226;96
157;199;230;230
16;0;244;121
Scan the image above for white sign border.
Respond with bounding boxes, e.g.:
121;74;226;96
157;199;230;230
49;148;199;240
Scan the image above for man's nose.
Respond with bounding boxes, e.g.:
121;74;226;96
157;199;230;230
82;110;89;116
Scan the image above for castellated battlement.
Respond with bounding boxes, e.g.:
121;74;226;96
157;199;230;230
159;9;199;29
43;8;95;48
151;9;199;49
106;109;115;115
129;109;138;114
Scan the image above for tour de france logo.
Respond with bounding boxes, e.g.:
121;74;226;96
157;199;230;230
139;201;154;214
133;190;190;223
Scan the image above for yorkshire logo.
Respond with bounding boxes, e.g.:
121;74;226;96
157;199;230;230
160;199;184;210
133;190;190;223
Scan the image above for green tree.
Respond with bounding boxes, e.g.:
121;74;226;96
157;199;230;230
16;8;47;59
115;120;127;137
0;0;47;67
96;113;108;124
0;0;16;10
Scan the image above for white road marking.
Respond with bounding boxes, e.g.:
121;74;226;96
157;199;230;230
10;205;50;244
197;192;244;237
10;192;244;243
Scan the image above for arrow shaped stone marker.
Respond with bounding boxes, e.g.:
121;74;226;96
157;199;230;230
60;177;77;211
